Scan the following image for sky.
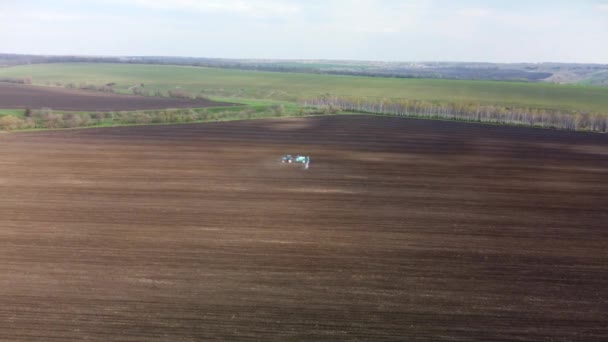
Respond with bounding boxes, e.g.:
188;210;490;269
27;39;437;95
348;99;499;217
0;0;607;63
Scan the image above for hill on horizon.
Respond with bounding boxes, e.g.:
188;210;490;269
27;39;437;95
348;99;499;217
2;53;608;86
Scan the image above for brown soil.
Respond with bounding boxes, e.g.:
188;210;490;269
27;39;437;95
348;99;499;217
0;116;607;341
0;83;232;111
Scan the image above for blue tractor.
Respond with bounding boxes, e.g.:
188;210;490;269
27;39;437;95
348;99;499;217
282;154;310;169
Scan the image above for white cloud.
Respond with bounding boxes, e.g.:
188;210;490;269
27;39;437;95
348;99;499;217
0;5;80;23
1;0;607;63
311;0;431;34
457;8;493;17
126;0;301;17
28;11;82;22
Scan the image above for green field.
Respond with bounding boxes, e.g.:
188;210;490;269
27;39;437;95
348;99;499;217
1;63;608;113
0;109;24;117
579;71;608;87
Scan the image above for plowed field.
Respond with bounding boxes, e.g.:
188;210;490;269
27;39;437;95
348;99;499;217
0;83;231;111
1;116;607;341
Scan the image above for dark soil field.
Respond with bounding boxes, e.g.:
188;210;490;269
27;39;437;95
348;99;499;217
0;83;232;111
1;116;607;341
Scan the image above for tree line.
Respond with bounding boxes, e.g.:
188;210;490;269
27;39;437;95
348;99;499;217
0;77;32;85
302;96;608;133
0;105;322;131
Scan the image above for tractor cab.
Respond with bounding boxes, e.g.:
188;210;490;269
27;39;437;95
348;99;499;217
294;155;307;163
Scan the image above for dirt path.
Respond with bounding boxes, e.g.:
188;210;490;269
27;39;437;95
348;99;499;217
0;116;607;341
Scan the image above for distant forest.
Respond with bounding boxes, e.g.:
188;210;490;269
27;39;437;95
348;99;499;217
1;53;608;85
